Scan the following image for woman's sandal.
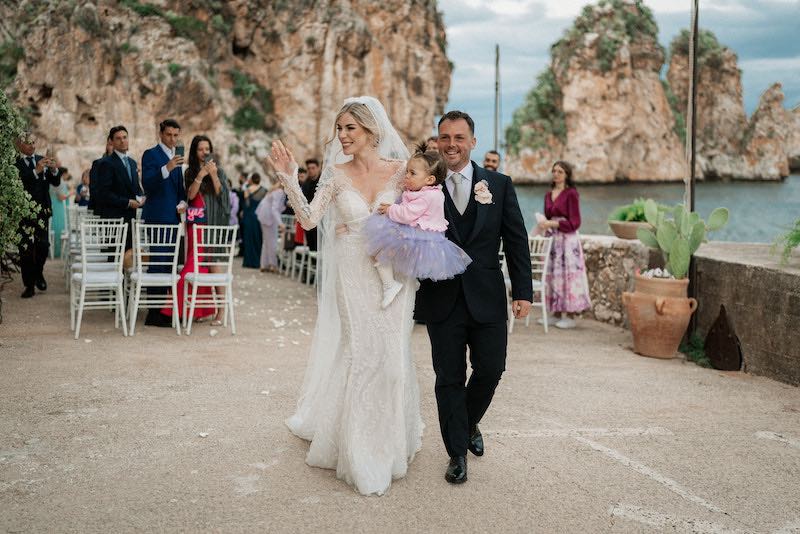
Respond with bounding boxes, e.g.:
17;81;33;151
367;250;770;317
210;318;224;327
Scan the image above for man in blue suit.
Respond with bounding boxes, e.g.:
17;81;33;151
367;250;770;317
93;125;143;256
140;119;186;327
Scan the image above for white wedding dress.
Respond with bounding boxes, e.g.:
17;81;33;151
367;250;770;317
278;161;423;496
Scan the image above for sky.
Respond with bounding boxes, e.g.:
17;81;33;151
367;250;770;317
437;0;800;161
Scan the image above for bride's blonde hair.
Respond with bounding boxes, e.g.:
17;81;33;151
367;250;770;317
326;102;380;148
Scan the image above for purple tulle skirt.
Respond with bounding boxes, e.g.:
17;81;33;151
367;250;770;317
364;215;472;281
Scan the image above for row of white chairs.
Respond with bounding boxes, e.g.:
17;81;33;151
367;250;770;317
68;217;238;339
277;214;319;286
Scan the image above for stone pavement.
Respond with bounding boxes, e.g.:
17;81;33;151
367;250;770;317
1;261;799;533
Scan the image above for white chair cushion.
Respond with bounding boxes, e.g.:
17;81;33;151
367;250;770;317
72;271;123;284
130;272;178;284
185;272;233;284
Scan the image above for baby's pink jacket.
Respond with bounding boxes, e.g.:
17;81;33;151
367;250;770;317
387;185;448;232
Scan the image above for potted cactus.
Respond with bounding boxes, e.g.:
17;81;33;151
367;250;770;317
622;199;729;358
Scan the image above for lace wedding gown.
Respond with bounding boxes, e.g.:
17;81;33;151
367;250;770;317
278;162;423;496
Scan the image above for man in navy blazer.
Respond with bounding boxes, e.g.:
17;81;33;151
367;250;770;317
93;125;143;254
139;119;186;327
414;111;533;485
141;119;186;224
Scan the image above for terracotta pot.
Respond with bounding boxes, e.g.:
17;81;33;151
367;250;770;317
608;220;653;240
634;272;689;298
623;292;698;359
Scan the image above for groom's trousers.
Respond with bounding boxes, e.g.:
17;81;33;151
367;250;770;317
426;293;508;458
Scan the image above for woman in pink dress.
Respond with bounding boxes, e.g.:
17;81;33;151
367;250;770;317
162;137;217;322
536;160;591;329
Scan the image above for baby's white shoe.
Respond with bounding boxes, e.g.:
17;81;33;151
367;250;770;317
381;281;403;309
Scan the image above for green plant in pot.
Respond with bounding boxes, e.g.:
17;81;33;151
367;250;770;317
607;198;668;240
622;199;729;359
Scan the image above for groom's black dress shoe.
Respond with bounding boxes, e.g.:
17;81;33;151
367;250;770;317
468;425;484;457
445;456;467;484
35;277;47;291
21;286;35;298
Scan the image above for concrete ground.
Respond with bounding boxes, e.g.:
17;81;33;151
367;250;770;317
1;260;799;533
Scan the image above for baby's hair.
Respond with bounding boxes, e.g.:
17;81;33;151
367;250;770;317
411;141;447;185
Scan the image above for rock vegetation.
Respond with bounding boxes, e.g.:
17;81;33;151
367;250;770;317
1;0;451;177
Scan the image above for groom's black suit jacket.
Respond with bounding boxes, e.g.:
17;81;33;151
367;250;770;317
414;161;532;324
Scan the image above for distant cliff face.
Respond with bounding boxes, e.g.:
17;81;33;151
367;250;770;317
505;0;685;183
506;0;797;183
667;31;794;181
2;0;451;177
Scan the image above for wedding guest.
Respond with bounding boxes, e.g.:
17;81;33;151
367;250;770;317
234;172;247;256
301;158;320;251
483;150;501;172
256;177;286;273
241;173;267;268
160;136;223;324
94;125;143;264
537;160;591;329
140;119;187;327
14;133;62;298
228;179;239;228
75;169;91;207
88;136;114;211
426;135;438;151
49;167;71;258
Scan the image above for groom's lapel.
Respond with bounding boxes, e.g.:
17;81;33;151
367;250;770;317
442;185;464;245
466;162;489;245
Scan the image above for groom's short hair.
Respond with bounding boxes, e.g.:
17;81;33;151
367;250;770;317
438;111;475;135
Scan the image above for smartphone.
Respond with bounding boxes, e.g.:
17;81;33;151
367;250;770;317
175;144;185;157
204;154;214;164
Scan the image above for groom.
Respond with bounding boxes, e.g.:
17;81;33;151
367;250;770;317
415;111;532;484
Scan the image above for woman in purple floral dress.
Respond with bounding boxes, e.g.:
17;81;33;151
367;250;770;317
536;161;591;329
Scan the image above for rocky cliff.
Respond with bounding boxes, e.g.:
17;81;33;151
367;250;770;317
505;0;685;183
506;0;797;183
667;31;795;181
1;0;451;178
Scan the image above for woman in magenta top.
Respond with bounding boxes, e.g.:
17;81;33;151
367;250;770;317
537;160;591;329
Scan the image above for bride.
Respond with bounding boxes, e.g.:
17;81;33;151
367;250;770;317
267;96;423;496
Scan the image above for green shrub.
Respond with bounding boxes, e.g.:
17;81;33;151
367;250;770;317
168;63;183;77
662;80;686;144
505;68;565;154
680;333;711;368
773;218;800;265
0;91;40;319
229;69;273;132
0;41;23;89
119;42;139;54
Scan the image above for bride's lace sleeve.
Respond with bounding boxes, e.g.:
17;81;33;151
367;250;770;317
276;165;338;230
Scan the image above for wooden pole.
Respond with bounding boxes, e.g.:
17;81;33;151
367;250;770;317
687;0;700;335
494;44;500;151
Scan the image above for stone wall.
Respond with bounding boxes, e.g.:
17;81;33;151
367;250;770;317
694;243;800;386
580;235;651;326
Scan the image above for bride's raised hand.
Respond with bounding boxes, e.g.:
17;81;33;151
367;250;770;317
267;140;297;177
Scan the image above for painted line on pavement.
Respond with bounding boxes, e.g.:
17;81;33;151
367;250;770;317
755;431;800;450
486;427;672;438
576;436;725;514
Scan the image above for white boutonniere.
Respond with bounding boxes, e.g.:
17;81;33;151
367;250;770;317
474;179;492;204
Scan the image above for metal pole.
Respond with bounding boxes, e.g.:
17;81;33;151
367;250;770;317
494;44;500;151
687;0;700;335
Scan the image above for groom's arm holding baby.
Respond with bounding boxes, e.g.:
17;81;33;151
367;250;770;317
499;174;533;318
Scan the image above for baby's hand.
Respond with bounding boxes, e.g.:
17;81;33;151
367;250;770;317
377;203;391;215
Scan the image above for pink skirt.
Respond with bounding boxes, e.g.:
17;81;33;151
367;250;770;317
545;230;591;313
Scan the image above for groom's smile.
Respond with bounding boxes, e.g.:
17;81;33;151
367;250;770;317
437;117;477;171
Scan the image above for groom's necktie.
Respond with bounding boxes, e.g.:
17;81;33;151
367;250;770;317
449;173;468;214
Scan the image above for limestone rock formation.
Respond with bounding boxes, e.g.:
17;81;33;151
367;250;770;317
666;29;748;179
2;0;450;178
506;1;797;183
741;83;791;180
505;0;685;183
